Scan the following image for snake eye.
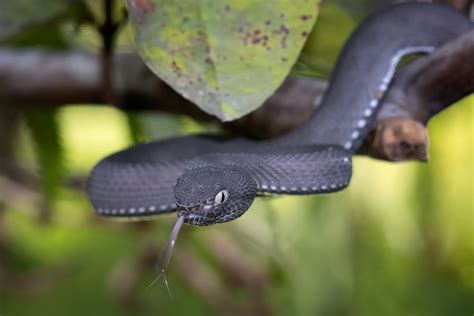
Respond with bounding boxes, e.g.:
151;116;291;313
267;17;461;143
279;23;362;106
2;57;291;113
214;190;229;205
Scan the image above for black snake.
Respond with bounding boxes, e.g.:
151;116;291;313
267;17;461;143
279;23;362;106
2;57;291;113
87;3;473;228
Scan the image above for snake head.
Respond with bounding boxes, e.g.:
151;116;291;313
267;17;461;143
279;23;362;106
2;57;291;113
174;166;257;226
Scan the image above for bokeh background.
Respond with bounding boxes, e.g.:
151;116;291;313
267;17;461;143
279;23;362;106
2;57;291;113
0;1;473;315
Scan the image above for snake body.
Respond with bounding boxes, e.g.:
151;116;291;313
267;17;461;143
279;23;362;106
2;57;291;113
87;3;473;226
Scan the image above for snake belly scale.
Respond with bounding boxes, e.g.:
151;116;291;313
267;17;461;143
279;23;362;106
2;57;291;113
86;3;474;226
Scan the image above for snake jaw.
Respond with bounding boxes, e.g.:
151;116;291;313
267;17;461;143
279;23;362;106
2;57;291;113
176;202;217;226
177;206;190;218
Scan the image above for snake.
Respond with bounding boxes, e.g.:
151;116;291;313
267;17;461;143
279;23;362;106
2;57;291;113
86;3;473;270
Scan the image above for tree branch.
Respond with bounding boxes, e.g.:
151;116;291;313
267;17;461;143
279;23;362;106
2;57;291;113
0;30;472;162
360;30;474;161
0;49;324;126
98;0;119;105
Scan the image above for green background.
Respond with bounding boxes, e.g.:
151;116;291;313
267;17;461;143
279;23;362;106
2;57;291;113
1;95;472;315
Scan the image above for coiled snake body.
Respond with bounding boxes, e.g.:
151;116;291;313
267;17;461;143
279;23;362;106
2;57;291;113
87;3;473;227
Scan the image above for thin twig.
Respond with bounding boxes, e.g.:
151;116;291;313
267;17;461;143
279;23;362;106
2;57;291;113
99;0;119;105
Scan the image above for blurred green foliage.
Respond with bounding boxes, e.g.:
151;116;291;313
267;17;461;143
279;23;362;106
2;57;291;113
1;95;473;315
0;0;75;41
23;110;64;218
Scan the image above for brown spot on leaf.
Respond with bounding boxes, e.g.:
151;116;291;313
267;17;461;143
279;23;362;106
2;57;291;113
300;15;312;21
241;31;251;45
171;60;182;78
242;29;270;47
265;20;271;25
278;25;290;48
271;26;288;47
224;4;231;11
302;31;308;37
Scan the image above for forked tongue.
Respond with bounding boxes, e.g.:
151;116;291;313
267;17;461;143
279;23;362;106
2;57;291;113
146;214;186;299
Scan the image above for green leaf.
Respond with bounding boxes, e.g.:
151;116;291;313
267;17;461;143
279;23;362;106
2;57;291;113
0;0;82;42
24;109;64;209
126;0;320;121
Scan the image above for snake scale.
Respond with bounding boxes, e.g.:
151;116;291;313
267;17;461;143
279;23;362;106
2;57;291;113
86;3;473;228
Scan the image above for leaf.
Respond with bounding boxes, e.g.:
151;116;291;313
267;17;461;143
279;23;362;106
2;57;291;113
0;0;82;42
24;109;64;209
126;0;320;121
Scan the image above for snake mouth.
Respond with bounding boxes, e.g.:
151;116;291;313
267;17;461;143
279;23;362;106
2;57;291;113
177;204;216;226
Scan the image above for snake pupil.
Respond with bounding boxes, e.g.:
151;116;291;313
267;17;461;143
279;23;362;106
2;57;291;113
215;189;229;205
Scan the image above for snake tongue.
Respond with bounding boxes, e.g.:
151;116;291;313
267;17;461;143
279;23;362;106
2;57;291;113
147;214;186;296
158;213;186;276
